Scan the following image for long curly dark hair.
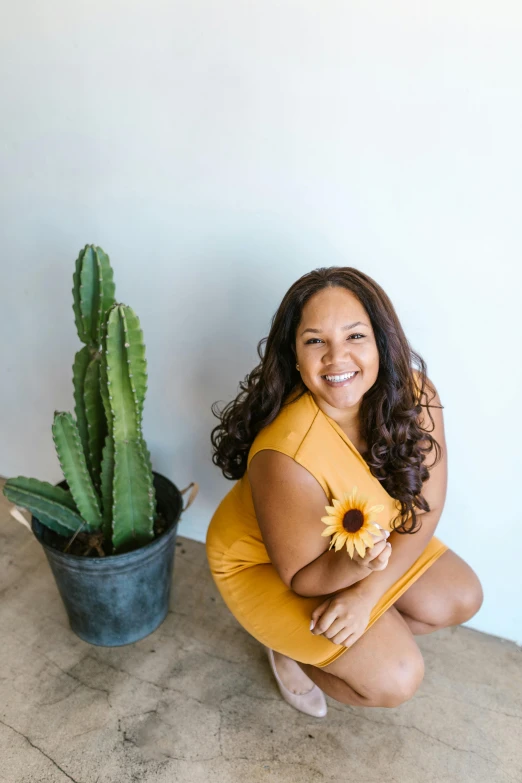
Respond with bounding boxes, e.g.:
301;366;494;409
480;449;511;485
210;266;443;534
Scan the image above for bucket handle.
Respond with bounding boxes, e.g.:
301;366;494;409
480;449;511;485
180;481;199;514
9;505;32;531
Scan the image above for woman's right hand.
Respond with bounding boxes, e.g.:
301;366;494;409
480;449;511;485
352;527;392;572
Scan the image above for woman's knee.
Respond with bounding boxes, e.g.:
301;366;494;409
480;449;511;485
315;605;426;708
317;648;425;708
367;651;426;707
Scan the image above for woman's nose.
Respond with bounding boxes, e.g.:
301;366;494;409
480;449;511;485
323;344;351;364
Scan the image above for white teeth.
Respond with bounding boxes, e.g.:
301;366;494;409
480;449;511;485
325;372;356;381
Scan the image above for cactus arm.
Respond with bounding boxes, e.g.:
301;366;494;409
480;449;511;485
73;245;116;348
106;304;155;552
52;411;103;530
105;304;145;443
29;510;76;537
94;247;116;346
2;477;87;534
84;357;107;493
112;438;154;552
72;246;89;344
72;345;93;472
121;307;148;422
100;433;114;547
79;246;101;347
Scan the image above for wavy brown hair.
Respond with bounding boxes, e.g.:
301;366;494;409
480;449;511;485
210;266;443;534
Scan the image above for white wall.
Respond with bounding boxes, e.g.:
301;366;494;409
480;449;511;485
1;1;521;644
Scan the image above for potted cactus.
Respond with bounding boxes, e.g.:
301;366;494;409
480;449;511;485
2;245;198;646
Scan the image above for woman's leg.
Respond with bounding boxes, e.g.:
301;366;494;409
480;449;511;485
296;605;425;708
294;550;484;707
393;548;484;632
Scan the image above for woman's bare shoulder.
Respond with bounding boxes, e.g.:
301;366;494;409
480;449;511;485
248;448;322;491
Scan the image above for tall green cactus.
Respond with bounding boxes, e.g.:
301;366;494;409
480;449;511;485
2;245;159;556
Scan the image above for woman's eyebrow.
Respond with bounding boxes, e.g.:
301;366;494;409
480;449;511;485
300;321;367;336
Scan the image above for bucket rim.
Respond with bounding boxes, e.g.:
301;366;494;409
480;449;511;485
31;470;183;566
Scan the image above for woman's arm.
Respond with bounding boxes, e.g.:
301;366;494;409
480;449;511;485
290;546;371;597
248;449;380;597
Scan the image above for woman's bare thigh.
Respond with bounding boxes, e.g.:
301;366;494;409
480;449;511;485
298;604;426;708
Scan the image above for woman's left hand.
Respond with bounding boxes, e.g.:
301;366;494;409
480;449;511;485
310;587;374;648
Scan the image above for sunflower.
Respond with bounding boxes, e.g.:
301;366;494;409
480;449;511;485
321;485;385;558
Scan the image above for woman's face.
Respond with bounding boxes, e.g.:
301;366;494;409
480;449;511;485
294;286;380;423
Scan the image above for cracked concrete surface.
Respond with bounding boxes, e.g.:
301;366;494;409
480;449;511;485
1;478;521;783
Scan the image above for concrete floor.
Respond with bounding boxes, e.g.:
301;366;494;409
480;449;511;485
1;478;520;783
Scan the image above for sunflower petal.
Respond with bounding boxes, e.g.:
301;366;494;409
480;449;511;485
323;506;336;515
320;515;338;524
346;537;355;558
321;527;338;537
354;536;367;558
360;530;376;548
334;534;347;552
348;486;358;505
368;504;385;514
332;499;342;509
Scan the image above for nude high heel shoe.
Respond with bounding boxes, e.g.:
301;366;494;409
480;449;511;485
265;646;327;718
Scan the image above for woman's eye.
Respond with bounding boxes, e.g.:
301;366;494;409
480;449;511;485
306;334;365;344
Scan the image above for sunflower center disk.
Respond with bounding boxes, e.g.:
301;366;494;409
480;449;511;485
342;509;364;533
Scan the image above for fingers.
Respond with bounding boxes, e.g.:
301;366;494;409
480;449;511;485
367;538;389;558
320;617;348;641
310;598;330;631
355;527;390;563
311;602;341;636
336;630;357;647
368;542;392;571
341;631;358;648
371;525;389;542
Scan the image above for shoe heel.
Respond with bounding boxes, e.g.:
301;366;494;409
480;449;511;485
265;647;327;718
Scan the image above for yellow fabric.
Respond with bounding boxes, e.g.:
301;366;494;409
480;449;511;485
205;386;449;667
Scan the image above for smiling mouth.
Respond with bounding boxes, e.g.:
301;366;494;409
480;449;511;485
322;372;359;385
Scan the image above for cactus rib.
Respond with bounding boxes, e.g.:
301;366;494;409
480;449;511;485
84;356;107;492
72;345;93;473
52;411;102;530
2;477;86;535
100;432;115;547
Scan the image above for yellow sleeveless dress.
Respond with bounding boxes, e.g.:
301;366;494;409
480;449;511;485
205;386;449;668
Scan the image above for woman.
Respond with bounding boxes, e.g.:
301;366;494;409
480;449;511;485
206;267;483;716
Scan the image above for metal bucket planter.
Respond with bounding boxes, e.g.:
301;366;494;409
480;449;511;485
31;471;198;646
